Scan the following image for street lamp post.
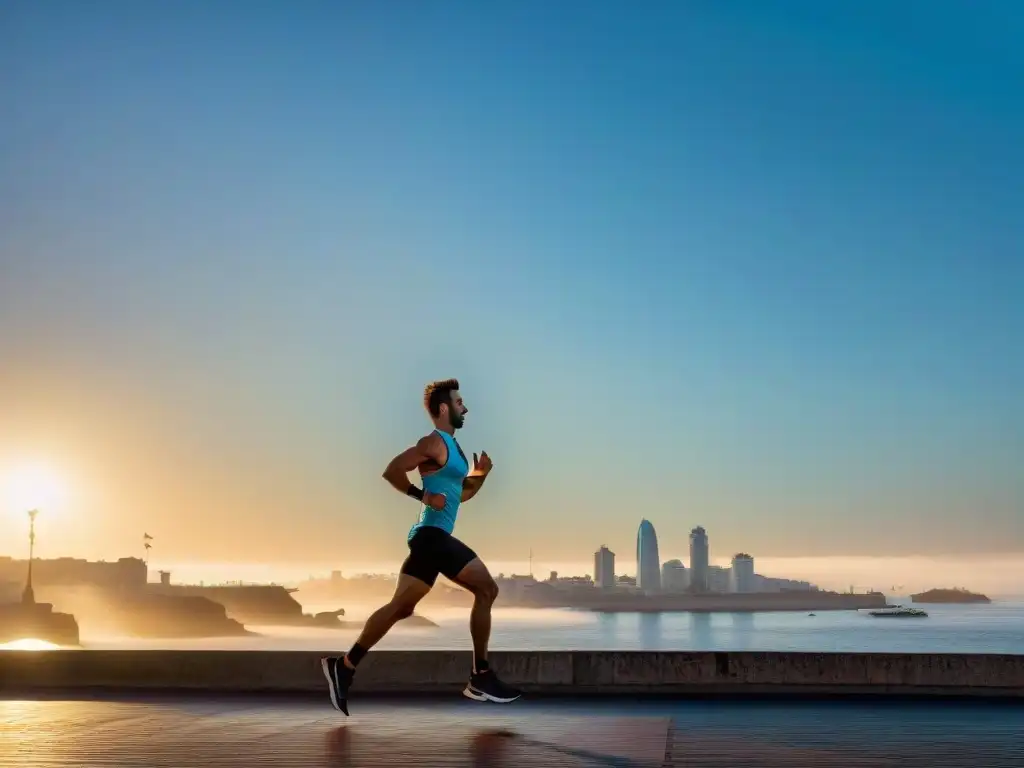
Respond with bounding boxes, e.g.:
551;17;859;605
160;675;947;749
22;509;39;604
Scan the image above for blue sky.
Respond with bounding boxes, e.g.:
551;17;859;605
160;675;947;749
1;1;1021;571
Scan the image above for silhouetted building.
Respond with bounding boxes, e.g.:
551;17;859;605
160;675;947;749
636;519;661;592
594;546;616;589
707;564;730;593
688;526;709;592
661;559;688;592
0;556;147;592
755;574;816;592
731;553;755;593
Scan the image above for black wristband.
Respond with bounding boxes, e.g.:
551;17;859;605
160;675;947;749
406;485;424;501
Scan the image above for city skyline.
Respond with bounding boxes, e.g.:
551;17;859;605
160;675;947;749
3;549;1019;598
0;465;1020;595
2;510;1019;596
2;2;1021;584
630;520;815;594
2;456;1020;592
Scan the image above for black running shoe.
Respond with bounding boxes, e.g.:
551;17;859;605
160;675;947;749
321;656;354;715
463;669;521;704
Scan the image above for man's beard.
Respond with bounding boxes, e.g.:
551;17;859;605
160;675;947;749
451;413;465;430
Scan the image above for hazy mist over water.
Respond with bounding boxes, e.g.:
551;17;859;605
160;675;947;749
75;601;1024;655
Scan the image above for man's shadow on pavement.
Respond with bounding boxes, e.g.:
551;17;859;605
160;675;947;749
324;724;643;768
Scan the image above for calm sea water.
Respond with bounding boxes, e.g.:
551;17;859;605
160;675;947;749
82;599;1024;654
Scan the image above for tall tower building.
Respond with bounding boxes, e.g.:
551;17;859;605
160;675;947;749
730;553;755;593
594;546;616;589
689;526;709;592
636;519;661;592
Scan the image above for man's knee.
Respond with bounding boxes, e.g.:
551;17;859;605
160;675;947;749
389;599;417;621
475;578;499;604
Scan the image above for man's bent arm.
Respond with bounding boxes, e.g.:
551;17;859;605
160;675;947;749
461;475;487;503
382;435;441;497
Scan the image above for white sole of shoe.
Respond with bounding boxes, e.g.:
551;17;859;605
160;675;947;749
463;685;521;704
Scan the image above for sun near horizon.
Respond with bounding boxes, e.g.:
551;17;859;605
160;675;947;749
2;462;69;519
0;638;61;651
0;457;1019;594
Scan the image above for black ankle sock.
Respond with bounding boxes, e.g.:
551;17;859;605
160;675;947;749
346;643;368;667
475;658;489;674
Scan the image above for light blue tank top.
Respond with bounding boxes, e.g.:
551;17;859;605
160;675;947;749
408;430;470;540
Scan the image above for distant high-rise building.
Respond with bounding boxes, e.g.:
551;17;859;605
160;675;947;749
730;553;755;593
661;559;688;592
689;526;709;592
707;564;730;593
636;519;661;592
594;546;616;589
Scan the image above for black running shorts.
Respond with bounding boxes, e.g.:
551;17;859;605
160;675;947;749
400;525;478;587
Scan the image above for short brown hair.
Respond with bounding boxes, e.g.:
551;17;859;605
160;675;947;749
424;378;460;417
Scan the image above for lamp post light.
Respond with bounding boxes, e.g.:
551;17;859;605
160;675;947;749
22;509;39;604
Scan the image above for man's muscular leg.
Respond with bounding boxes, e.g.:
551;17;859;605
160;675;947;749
344;574;432;668
321;573;431;715
452;557;499;673
450;556;520;703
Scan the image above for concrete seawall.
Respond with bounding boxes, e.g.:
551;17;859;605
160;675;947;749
2;651;1023;698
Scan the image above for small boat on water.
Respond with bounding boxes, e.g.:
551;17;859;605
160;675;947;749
865;605;928;618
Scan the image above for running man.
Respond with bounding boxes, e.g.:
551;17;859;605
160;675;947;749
321;378;521;714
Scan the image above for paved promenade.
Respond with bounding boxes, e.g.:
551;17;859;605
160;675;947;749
2;693;1022;767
